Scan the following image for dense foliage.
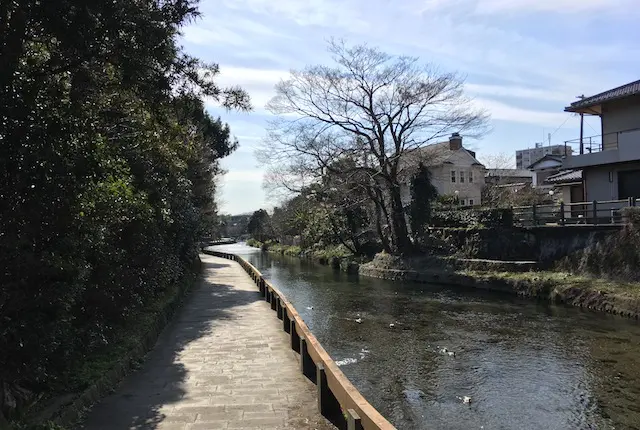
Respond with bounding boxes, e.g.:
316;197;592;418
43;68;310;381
0;0;248;421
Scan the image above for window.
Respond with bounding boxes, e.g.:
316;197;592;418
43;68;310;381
619;170;640;199
468;171;473;183
468;199;474;206
459;171;465;183
451;170;456;183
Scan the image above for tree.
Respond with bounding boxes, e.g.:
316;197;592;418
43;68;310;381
259;40;488;255
409;162;439;246
0;0;249;421
247;209;274;242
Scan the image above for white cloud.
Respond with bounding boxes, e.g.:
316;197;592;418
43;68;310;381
182;26;246;47
221;0;370;31
466;83;569;103
213;67;288;110
185;0;640;213
222;169;264;182
474;0;633;14
474;97;570;126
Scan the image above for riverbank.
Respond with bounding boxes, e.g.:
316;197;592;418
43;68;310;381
360;253;640;319
15;261;200;429
246;240;362;273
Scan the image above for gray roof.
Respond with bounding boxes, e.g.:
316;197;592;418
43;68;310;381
545;169;583;184
565;80;640;113
485;168;533;178
526;154;563;169
403;141;484;167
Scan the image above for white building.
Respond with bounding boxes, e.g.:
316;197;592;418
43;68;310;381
400;133;486;207
516;144;571;169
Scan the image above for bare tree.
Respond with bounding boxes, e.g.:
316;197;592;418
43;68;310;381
258;40;489;255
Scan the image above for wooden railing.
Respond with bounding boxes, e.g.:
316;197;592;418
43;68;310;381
513;197;639;227
202;250;396;430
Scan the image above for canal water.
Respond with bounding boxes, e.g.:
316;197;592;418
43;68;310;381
210;244;640;430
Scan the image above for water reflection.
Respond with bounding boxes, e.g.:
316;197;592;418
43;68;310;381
210;244;640;430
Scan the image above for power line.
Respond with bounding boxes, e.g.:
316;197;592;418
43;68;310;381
548;115;572;140
586;121;599;135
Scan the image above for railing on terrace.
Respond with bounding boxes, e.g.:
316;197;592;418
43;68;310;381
564;127;640;155
564;134;610;154
512;197;640;227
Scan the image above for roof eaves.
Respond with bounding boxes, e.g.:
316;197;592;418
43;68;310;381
566;79;640;111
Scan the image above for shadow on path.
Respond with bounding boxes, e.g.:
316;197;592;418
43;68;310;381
79;258;262;429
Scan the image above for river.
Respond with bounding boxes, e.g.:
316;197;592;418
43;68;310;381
209;244;640;430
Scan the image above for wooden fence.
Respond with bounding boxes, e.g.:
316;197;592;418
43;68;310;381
203;250;396;430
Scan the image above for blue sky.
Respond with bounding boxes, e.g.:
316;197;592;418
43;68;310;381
180;0;640;215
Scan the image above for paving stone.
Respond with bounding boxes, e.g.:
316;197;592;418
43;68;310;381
79;254;333;430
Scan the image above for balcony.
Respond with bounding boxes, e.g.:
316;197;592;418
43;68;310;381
563;128;640;169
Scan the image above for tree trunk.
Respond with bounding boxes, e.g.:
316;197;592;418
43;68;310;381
367;187;391;253
388;183;412;255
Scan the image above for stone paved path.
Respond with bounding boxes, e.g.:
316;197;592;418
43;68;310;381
80;254;334;430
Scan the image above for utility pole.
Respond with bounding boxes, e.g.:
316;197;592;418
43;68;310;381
577;94;585;155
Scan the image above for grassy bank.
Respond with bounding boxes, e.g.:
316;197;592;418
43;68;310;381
245;239;363;271
360;253;640;319
15;263;200;430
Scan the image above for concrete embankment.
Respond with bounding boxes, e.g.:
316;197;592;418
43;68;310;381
360;254;640;320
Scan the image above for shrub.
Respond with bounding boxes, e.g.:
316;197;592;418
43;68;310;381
557;208;640;282
429;208;514;228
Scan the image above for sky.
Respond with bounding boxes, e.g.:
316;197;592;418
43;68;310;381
180;0;640;215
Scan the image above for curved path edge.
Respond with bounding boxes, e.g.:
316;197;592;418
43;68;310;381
203;250;397;430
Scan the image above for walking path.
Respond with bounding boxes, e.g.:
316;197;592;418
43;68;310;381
80;254;333;430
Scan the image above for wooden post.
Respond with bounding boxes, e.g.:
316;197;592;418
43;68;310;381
270;292;277;311
532;204;537;226
559;202;565;226
283;308;291;333
317;364;346;427
592;200;598;225
290;320;300;353
300;338;315;382
347;409;364;430
276;298;284;320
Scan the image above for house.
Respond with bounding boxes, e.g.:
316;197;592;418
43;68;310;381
563;79;640;202
485;169;534;186
545;169;584;219
526;154;564;188
516;144;572;169
399;133;486;207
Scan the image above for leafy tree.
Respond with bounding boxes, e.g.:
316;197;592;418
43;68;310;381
0;0;249;421
247;209;274;242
